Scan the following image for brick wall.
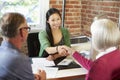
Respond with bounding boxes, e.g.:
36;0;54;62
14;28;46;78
81;0;120;36
50;0;120;37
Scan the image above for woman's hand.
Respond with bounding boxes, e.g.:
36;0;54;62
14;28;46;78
60;45;76;55
46;45;76;61
57;45;69;56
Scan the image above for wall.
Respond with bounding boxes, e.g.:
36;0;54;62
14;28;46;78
81;0;120;36
50;0;120;37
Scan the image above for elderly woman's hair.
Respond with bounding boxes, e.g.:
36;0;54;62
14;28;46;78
91;19;120;51
0;12;25;38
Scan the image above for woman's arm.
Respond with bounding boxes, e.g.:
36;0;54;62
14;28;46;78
72;52;93;70
45;47;58;54
46;53;62;61
39;30;68;55
46;46;69;61
62;46;93;70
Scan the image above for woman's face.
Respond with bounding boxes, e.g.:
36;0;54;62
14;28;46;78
47;13;61;29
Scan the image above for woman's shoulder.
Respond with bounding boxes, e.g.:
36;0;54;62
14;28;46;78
39;29;47;35
61;27;68;32
38;30;48;39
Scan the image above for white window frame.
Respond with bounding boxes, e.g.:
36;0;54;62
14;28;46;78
30;0;49;32
29;0;50;33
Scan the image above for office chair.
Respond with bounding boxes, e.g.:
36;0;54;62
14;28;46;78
27;32;40;57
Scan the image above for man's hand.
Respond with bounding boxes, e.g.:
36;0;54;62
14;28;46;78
34;70;46;80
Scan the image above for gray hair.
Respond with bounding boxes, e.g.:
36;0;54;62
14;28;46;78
0;12;25;38
91;19;120;51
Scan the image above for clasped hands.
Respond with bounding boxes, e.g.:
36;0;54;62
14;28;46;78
46;45;76;61
57;45;75;56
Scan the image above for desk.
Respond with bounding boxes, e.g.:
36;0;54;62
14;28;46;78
47;41;90;80
31;57;87;80
31;41;90;80
47;68;87;80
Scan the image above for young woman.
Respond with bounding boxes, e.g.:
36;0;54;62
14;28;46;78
38;8;71;61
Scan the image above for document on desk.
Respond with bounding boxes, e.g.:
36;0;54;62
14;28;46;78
31;58;58;79
32;58;55;66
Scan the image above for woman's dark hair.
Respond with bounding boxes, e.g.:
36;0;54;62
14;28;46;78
46;8;61;46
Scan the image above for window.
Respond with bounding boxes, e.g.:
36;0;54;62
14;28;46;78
0;0;49;31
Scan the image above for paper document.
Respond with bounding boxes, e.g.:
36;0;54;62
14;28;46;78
31;58;58;79
31;64;58;79
32;58;55;66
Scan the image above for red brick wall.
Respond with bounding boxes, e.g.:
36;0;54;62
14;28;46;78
81;0;120;36
50;0;120;37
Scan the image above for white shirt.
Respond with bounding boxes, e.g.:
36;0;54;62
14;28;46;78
96;47;117;59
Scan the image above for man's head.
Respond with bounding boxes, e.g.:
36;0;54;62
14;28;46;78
0;12;30;41
0;13;25;38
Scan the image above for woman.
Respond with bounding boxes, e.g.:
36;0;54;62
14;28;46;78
38;8;71;61
64;19;120;80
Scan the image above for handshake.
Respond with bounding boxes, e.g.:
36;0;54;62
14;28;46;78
57;45;76;56
46;45;76;61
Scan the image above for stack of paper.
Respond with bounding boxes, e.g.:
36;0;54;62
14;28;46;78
31;58;58;79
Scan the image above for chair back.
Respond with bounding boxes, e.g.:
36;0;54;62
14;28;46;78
27;33;40;57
